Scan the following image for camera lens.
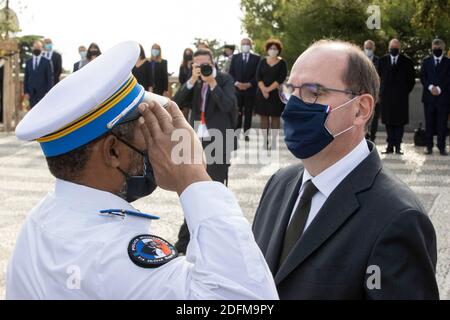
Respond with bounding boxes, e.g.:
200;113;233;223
200;64;213;77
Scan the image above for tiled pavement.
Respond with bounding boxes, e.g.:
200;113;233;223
0;130;449;299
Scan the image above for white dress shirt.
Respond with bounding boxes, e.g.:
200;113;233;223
32;55;42;70
6;179;278;300
428;54;443;95
289;139;370;234
390;55;398;66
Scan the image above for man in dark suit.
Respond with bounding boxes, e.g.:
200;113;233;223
253;40;438;299
173;48;238;254
73;45;87;72
24;40;53;108
43;38;63;86
420;39;450;156
229;38;260;139
378;39;416;154
363;40;380;142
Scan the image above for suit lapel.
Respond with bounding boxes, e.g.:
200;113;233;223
264;169;303;274
274;182;360;284
274;141;383;285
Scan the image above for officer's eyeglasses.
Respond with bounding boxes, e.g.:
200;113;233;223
279;83;360;105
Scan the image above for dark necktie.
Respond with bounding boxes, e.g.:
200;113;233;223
279;180;319;265
435;59;440;70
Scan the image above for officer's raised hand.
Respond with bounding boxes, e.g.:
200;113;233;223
138;101;211;195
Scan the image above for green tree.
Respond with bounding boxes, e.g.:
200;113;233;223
241;0;450;70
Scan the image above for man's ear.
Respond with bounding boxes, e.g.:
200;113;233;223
354;94;374;127
101;135;121;169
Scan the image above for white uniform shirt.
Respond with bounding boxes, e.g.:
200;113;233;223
289;139;370;233
6;179;278;300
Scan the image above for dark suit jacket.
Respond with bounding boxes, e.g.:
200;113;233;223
47;51;62;85
149;59;169;95
252;141;439;299
378;54;416;125
420;55;450;105
24;57;53;103
229;52;260;95
173;72;238;158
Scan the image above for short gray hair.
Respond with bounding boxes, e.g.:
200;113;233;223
432;38;446;49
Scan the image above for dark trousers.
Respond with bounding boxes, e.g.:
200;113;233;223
385;125;404;150
175;141;230;254
369;103;381;141
424;103;449;151
236;92;255;133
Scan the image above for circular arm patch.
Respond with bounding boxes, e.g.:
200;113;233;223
128;235;178;268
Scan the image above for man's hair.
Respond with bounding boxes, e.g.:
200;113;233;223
364;40;375;48
309;40;380;129
45;121;136;182
193;48;214;63
432;38;446;49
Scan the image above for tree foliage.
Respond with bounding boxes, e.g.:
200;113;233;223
241;0;450;69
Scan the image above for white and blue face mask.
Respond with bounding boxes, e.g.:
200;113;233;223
281;95;358;159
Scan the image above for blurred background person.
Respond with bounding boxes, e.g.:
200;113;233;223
378;39;415;155
178;48;194;119
173;48;238;254
221;44;236;74
363;40;381;142
132;44;152;91
73;45;88;72
420;39;450;156
86;43;102;64
149;43;169;97
229;38;260;140
24;40;53;108
43;38;63;86
255;38;288;148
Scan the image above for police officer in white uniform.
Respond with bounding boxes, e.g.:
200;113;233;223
6;41;278;300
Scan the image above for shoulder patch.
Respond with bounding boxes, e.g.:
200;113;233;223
128;235;178;268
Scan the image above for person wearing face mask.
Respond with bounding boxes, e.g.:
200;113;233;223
7;42;278;300
420;39;450;156
178;48;194;119
252;40;438;300
73;45;88;72
378;38;416;155
149;43;169;97
24;39;54;108
254;39;288;148
363;40;381;143
86;42;102;63
229;38;261;140
43;38;63;86
173;48;239;254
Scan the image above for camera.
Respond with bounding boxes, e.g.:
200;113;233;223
200;63;213;77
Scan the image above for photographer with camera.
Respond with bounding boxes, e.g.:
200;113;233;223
173;48;238;254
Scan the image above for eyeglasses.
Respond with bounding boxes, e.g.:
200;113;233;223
279;83;360;105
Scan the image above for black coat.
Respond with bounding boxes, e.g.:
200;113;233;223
46;51;62;85
173;72;238;159
252;141;439;299
420;55;450;105
378;54;416;125
149;59;169;95
228;52;260;95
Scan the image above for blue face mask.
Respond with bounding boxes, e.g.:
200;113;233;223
44;44;53;51
281;95;357;159
151;49;160;57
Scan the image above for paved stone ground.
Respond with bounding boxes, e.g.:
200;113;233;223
0;130;449;299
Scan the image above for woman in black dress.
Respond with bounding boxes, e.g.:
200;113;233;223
178;48;194;118
255;39;288;147
132;44;152;91
149;43;169;96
